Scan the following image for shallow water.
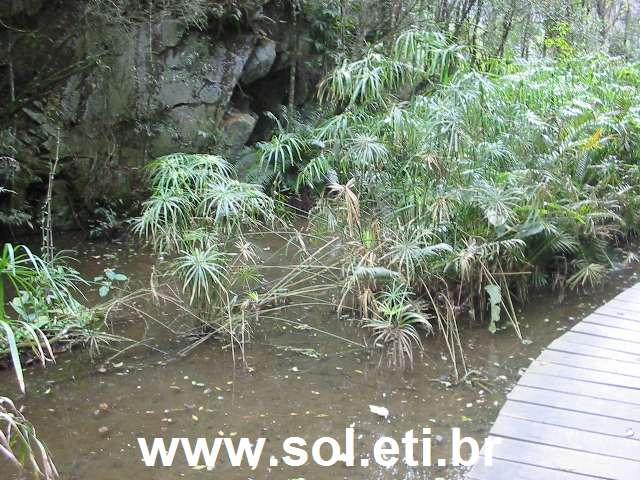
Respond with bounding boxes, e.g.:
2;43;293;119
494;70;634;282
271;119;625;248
1;235;638;479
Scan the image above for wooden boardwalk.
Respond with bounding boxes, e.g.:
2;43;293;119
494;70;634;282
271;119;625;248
468;284;640;480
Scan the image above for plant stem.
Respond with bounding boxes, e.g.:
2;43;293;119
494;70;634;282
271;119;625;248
42;128;60;262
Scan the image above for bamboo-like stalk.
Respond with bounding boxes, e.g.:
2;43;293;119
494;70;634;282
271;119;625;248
42;128;60;262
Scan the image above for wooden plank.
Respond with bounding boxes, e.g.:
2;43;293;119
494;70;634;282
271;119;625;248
468;458;596;480
605;302;640;316
518;373;640;405
557;331;640;355
538;350;640;378
604;292;640;304
571;322;640;345
519;370;640;404
481;437;640;480
508;386;640;422
597;304;640;322
593;308;640;323
548;338;640;364
501;400;640;439
528;360;640;389
613;295;640;304
614;285;640;302
490;416;640;460
469;284;640;480
583;313;640;332
613;289;640;303
611;298;640;310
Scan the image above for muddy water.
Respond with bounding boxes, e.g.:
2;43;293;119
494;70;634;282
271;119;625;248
1;235;638;480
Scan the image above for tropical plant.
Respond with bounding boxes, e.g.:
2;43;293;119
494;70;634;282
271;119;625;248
287;36;640;374
131;28;640;375
132;153;284;357
132;153;274;253
172;246;229;305
364;282;433;368
0;243;112;392
0;396;59;479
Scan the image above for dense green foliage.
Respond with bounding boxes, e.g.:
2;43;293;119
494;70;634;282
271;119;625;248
0;244;105;392
132;153;286;358
1;2;639;476
133;38;640;368
255;32;640;366
3;0;640;377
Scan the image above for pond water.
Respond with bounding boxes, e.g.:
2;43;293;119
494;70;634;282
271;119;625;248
1;235;638;480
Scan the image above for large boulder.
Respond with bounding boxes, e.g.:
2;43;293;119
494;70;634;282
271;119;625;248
234;148;272;186
221;110;258;152
241;39;277;84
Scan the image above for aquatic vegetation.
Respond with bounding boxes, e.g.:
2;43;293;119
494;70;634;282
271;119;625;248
132;153;274;253
276;36;640;371
94;268;129;298
0;243;129;391
133;153;294;358
132;32;640;372
89;201;131;239
132;152;362;364
172;246;229;305
364;282;433;368
0;244;85;392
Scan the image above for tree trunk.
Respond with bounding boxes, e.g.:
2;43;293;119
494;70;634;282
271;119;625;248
595;0;610;41
453;0;477;39
496;0;517;57
470;0;483;65
42;129;60;262
520;6;532;58
355;0;367;56
623;0;631;54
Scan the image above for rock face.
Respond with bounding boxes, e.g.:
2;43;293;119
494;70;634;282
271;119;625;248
221;110;259;152
52;20;260;206
0;0;43;17
3;3;316;221
241;39;277;84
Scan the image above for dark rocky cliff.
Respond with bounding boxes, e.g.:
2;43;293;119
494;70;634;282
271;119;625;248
0;0;320;225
